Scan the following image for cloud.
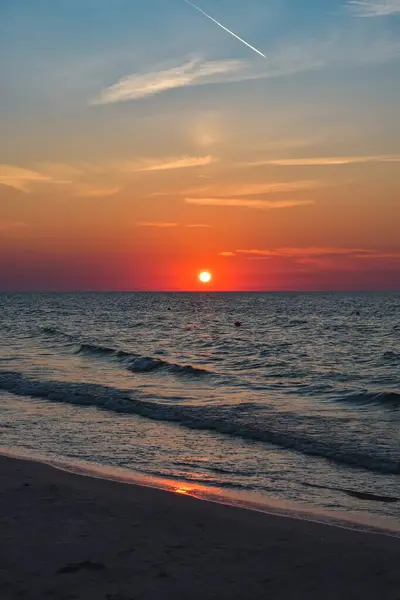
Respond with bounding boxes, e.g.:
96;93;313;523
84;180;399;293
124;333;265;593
127;155;214;173
219;247;400;260
236;247;374;257
171;180;321;200
0;155;215;198
92;57;245;105
0;162;92;194
137;222;212;229
219;251;236;257
185;198;313;210
347;1;400;17
137;222;179;228
183;179;320;210
0;165;52;192
92;27;400;108
222;181;320;195
0;162;121;197
252;155;400;167
1;156;215;198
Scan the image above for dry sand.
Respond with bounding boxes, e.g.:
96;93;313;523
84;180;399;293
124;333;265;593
1;454;399;600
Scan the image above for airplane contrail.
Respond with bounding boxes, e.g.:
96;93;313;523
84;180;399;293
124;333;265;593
184;0;266;58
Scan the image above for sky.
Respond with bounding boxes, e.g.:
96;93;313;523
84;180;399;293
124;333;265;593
0;0;399;291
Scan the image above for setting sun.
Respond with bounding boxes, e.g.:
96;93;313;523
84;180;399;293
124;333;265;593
199;271;212;284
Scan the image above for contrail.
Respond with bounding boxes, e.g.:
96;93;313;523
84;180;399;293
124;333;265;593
184;0;266;58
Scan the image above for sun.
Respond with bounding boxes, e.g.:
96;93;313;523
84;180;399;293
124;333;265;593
199;271;212;284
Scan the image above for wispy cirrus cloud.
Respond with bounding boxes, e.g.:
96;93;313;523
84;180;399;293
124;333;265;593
0;155;216;198
347;1;400;17
219;247;400;261
0;165;52;192
138;222;179;228
92;32;400;107
0;162;120;198
250;154;400;167
92;57;244;105
174;180;320;199
235;247;378;257
156;181;314;200
138;222;212;229
126;155;214;173
223;181;320;195
182;178;320;210
183;178;320;210
185;198;313;210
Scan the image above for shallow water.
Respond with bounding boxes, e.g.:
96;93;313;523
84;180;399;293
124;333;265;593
0;292;399;524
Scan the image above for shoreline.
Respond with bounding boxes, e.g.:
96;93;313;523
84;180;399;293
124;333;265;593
1;452;399;599
1;445;399;539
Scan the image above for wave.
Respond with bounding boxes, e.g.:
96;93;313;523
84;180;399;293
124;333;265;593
77;343;115;356
341;391;400;408
75;342;211;377
41;326;71;338
302;482;398;504
1;369;399;476
76;343;132;360
127;356;209;376
41;326;62;336
40;326;75;342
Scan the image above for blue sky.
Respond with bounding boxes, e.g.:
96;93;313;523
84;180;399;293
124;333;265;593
1;0;399;164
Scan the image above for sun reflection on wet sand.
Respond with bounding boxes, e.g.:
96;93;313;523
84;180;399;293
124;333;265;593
3;447;399;537
175;487;191;495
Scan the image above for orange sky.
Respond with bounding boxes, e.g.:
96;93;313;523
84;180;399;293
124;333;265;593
1;1;399;291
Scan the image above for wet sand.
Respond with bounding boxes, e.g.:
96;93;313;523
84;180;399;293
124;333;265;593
1;454;399;600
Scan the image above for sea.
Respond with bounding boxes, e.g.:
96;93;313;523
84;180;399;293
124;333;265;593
0;292;399;531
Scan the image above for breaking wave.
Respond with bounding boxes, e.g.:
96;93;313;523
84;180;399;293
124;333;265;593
341;391;400;408
0;369;399;476
75;342;211;376
126;356;209;376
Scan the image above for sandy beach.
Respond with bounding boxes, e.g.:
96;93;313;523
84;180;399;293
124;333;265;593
0;455;399;600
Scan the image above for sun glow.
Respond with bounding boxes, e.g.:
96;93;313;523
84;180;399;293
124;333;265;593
199;271;212;283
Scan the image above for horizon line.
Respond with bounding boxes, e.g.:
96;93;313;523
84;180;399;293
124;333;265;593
0;289;398;294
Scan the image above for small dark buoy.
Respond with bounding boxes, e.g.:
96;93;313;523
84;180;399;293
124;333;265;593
354;311;360;316
234;321;242;327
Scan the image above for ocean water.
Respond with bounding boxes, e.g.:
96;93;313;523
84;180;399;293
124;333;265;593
0;292;399;528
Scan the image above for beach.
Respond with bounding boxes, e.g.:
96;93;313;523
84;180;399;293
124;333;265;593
1;455;399;600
